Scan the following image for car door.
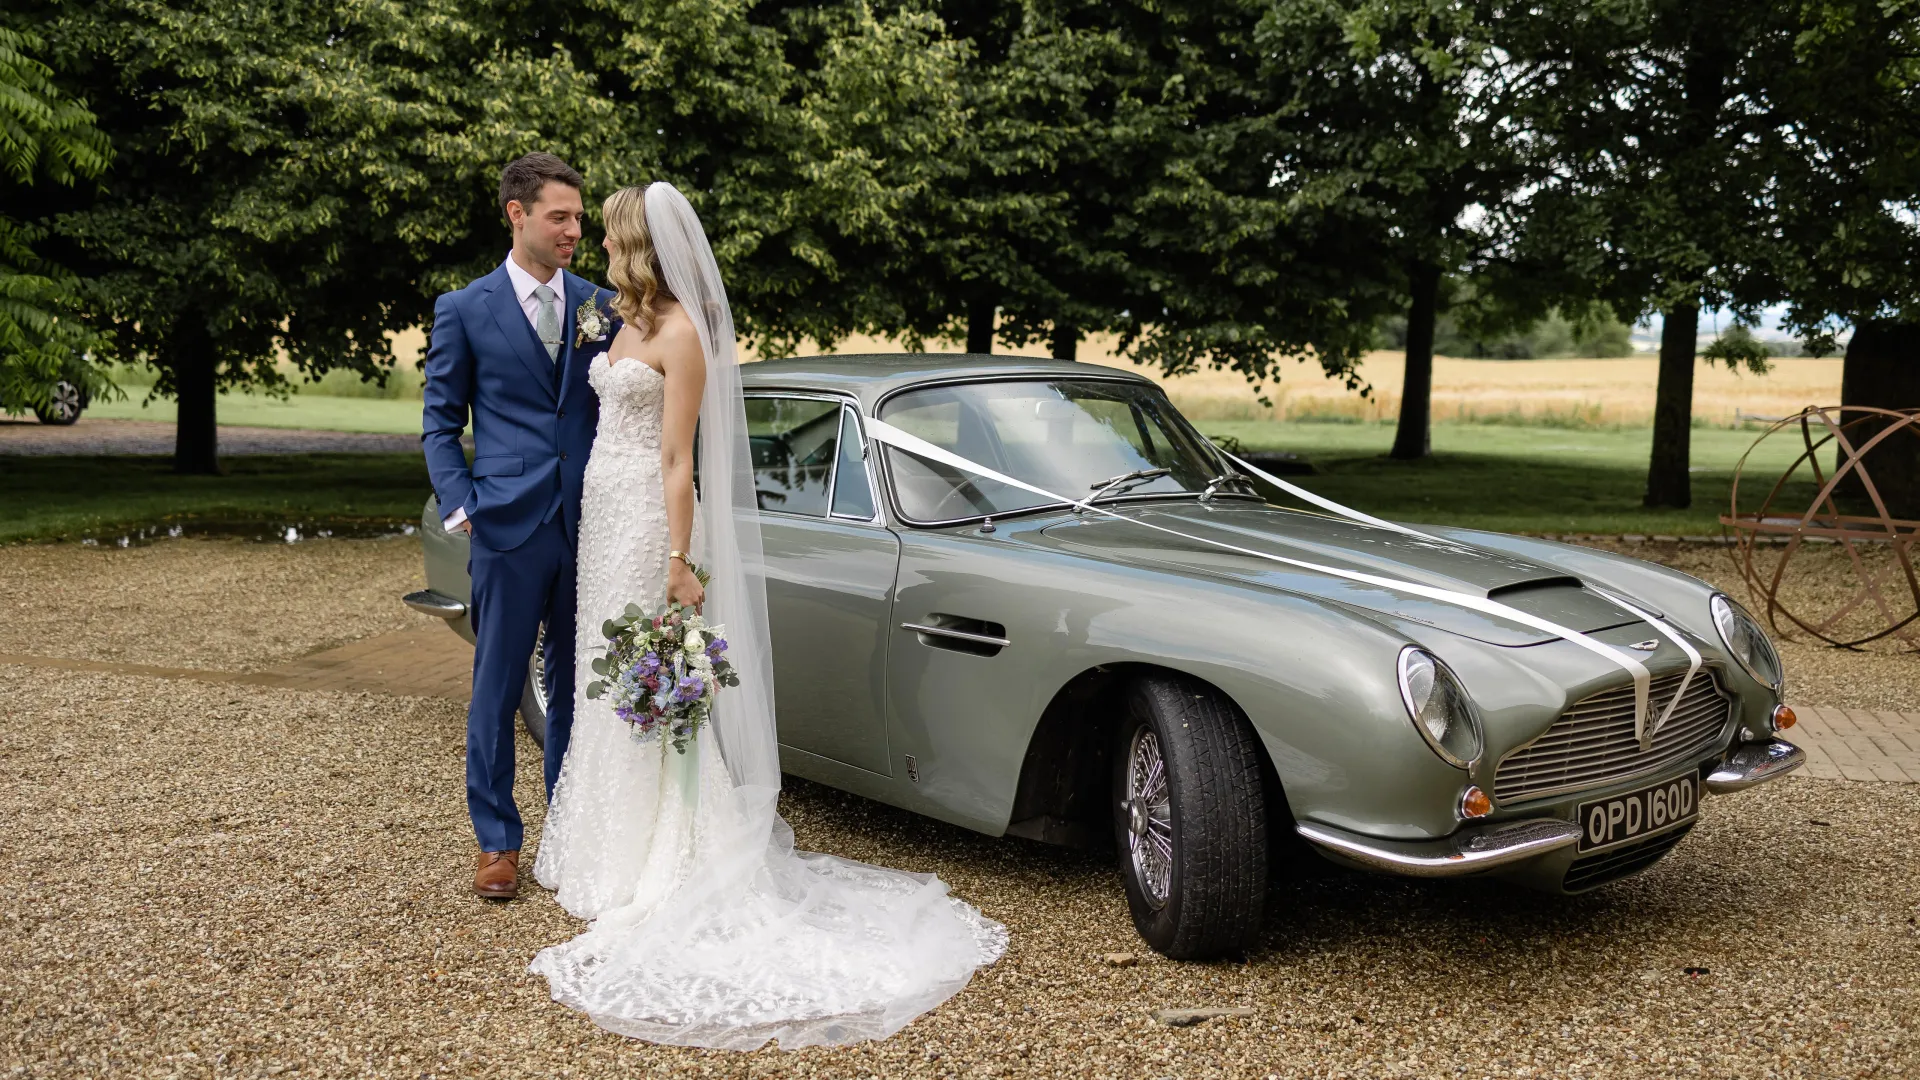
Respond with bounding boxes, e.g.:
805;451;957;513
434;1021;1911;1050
750;395;899;776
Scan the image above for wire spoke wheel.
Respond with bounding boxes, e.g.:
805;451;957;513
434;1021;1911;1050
519;620;550;748
1125;725;1174;910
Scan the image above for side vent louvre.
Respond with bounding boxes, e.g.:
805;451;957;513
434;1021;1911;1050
902;613;1010;657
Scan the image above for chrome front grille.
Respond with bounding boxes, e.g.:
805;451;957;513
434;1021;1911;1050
1493;670;1734;804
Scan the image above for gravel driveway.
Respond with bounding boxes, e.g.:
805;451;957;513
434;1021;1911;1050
0;537;426;671
3;668;1915;1079
5;535;1919;1078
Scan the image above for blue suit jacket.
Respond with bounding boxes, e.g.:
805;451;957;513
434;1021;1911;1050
422;263;610;552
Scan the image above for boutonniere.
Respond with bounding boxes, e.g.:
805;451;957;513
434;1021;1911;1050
575;292;612;348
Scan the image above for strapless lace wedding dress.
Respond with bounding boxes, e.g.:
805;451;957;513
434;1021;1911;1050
531;356;1006;1050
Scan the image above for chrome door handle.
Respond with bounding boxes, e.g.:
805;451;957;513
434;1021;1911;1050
900;622;1011;648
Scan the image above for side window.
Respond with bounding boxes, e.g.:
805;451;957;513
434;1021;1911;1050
746;397;840;516
829;407;876;520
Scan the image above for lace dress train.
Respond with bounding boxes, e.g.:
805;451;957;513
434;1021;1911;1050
531;356;1005;1049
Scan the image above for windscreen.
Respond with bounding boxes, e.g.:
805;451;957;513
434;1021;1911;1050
877;378;1224;522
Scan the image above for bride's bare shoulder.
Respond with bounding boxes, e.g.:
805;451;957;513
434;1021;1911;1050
652;302;702;365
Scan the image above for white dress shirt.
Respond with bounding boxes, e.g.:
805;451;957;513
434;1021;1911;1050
443;255;567;532
502;251;566;338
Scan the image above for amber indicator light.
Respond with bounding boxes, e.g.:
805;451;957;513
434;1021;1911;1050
1772;704;1797;731
1460;786;1493;819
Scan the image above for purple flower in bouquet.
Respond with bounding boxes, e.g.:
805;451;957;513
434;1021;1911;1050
673;674;706;703
639;653;662;673
705;636;728;660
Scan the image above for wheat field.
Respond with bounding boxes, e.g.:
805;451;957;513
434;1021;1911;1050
789;332;1844;430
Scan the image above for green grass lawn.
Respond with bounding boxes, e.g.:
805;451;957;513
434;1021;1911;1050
8;407;1815;541
87;392;427;434
1;454;432;543
1198;420;1819;536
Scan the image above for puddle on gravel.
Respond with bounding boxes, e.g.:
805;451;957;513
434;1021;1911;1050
77;520;416;548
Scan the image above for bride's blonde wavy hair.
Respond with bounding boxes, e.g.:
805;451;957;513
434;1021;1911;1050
603;186;676;338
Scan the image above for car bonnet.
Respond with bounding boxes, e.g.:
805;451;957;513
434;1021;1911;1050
1039;504;1651;647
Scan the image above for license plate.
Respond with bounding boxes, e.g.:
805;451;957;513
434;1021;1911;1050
1576;772;1699;853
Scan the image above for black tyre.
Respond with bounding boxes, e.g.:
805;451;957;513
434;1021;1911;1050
1112;674;1267;959
518;621;550;749
33;381;86;425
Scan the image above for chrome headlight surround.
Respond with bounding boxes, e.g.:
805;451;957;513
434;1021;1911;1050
1397;647;1483;769
1710;594;1784;693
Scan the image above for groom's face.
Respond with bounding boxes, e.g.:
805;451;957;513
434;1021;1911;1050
509;181;585;271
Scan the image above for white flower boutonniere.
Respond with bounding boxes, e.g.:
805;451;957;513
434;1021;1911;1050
575;293;613;348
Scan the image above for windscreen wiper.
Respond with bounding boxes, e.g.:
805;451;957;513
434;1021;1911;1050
1198;472;1257;503
1081;468;1173;510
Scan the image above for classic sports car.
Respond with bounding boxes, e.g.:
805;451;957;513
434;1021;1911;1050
404;354;1803;959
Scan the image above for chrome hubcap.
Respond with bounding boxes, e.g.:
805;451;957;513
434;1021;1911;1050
529;621;550;713
1125;726;1173;910
48;381;81;421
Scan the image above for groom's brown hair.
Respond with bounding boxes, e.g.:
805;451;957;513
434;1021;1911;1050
499;153;583;220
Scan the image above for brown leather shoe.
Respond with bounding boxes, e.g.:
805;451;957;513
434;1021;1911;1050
474;849;519;899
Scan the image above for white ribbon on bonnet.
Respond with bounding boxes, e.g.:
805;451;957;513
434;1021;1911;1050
860;415;1704;746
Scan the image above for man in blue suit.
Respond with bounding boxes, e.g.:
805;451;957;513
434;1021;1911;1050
422;153;612;899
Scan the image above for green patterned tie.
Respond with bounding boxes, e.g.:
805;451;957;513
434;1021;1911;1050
533;283;560;362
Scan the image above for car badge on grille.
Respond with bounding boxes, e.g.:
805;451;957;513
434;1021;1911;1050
1628;639;1659;651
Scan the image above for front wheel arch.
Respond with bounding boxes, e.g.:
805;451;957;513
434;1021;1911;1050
1006;663;1296;853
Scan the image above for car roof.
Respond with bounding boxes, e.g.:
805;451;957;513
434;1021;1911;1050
739;352;1156;409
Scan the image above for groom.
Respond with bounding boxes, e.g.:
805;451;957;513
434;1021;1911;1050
422;153;611;899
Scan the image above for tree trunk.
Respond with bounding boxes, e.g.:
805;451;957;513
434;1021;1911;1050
1050;322;1078;361
172;315;220;475
1389;262;1441;460
966;297;995;354
1837;318;1920;519
1643;304;1699;509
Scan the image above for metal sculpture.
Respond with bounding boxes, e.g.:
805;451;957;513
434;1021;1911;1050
1721;405;1920;649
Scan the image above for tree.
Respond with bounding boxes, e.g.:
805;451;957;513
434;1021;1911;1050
821;0;1202;360
544;0;976;358
0;27;112;418
25;0;626;472
1528;0;1805;509
1236;0;1566;457
1767;1;1920;515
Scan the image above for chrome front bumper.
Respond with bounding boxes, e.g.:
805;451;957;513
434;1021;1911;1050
1296;818;1582;877
1299;738;1805;878
1705;738;1804;793
402;589;467;620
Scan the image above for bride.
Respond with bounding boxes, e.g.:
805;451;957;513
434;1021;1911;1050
530;182;1006;1049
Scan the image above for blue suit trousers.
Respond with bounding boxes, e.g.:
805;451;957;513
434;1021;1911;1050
465;516;577;853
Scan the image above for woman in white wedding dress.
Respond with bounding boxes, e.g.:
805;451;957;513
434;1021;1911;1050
531;182;1005;1050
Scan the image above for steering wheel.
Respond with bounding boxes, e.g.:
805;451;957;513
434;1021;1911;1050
926;477;989;521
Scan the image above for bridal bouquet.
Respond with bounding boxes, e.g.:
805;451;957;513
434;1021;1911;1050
585;593;737;755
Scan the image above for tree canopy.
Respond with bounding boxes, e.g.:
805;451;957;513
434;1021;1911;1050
14;0;1920;486
0;27;112;418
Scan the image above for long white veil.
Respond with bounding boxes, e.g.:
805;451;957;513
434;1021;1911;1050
645;182;781;797
530;183;1005;1050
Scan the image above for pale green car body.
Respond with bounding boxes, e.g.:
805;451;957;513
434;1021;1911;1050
407;354;1800;950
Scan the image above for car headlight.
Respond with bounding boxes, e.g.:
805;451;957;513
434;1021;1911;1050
1397;647;1482;768
1711;594;1784;692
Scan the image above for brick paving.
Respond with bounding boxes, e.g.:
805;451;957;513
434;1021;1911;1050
1791;705;1920;783
2;626;1911;782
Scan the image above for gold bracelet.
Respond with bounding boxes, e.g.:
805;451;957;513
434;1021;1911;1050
668;550;692;567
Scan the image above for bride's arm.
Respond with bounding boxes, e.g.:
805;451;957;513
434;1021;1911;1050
658;312;709;611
